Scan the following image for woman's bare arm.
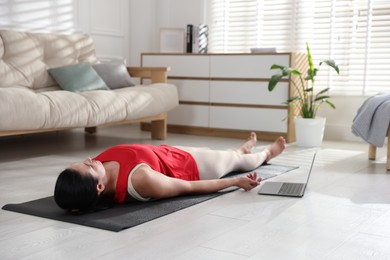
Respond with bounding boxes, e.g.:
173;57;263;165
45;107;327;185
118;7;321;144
131;165;261;199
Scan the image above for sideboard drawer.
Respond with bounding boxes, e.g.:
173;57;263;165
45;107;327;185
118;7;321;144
210;54;290;79
209;81;288;106
143;55;209;77
169;79;209;102
168;104;209;127
209;106;288;132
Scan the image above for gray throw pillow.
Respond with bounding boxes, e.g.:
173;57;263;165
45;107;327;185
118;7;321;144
48;62;109;92
92;61;135;89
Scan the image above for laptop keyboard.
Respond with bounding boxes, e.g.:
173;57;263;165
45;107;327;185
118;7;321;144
278;183;305;195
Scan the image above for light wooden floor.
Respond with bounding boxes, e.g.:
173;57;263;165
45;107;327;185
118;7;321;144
1;125;390;260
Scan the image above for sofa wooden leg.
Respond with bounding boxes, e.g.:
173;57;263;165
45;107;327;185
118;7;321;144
151;118;167;140
368;144;376;160
85;127;97;134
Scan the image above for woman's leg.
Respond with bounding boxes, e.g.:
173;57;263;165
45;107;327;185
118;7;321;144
177;133;286;180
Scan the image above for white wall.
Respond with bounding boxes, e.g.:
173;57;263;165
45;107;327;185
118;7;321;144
318;95;366;142
0;0;130;63
0;0;79;32
128;0;157;67
155;0;206;28
83;0;130;62
128;0;206;66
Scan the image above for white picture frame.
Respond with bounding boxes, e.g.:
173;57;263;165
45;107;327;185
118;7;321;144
159;28;185;53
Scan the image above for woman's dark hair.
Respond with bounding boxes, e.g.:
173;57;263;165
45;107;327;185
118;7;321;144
54;168;99;212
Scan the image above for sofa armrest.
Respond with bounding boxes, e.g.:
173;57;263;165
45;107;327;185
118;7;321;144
128;67;170;83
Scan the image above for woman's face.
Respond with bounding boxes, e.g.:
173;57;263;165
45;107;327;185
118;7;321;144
69;157;106;184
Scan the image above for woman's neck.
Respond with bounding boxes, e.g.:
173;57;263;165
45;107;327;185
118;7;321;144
101;161;119;198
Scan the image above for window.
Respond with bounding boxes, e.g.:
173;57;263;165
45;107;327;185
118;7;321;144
208;0;390;96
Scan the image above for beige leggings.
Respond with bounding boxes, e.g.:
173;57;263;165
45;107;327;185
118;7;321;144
174;146;268;180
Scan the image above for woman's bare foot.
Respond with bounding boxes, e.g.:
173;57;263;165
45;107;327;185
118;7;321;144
264;136;286;161
238;132;257;154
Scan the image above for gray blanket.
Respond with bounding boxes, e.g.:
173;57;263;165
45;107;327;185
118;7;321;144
352;93;390;147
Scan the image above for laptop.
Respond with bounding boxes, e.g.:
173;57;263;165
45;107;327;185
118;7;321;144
258;152;316;197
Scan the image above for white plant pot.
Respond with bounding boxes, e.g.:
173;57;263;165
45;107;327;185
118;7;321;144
294;117;326;147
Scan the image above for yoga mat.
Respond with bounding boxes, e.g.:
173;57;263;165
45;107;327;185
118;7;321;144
2;163;297;232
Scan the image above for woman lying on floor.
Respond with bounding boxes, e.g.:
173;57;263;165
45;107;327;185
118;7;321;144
54;132;286;212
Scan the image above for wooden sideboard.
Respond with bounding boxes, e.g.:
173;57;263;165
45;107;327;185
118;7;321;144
141;53;306;142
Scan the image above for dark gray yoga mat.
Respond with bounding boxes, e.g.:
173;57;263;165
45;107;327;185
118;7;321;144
2;163;297;232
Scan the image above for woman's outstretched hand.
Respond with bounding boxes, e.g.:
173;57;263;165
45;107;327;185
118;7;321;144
237;172;262;191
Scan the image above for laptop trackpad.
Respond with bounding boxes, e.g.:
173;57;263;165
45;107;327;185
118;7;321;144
258;182;283;194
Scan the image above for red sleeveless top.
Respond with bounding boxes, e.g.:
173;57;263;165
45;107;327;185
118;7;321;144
93;144;199;203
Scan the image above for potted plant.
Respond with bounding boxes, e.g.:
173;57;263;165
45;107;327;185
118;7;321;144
268;42;340;147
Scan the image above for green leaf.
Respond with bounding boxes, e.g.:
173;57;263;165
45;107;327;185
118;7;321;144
305;68;318;81
313;68;318;77
306;42;315;81
320;60;340;74
314;95;331;102
304;87;313;92
268;74;284;91
325;100;336;109
286;69;301;76
285;96;301;103
270;64;301;76
270;64;286;70
302;106;314;118
316;88;330;96
268;65;302;91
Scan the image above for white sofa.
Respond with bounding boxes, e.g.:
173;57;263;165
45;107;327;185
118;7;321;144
0;30;178;139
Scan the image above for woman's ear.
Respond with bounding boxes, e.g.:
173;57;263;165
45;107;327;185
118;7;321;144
96;183;105;195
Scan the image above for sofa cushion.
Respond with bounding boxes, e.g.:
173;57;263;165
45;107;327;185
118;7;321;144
0;83;179;131
92;61;134;89
112;84;179;119
48;62;109;92
0;30;99;90
0;88;50;130
0;30;47;88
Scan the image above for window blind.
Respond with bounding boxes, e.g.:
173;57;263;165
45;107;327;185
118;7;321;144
209;0;260;53
208;0;390;96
